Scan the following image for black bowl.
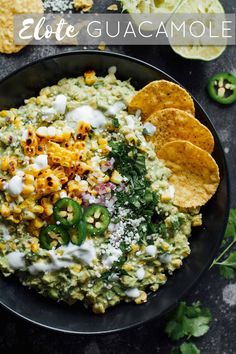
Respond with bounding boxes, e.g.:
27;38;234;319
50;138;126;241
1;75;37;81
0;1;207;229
0;50;230;334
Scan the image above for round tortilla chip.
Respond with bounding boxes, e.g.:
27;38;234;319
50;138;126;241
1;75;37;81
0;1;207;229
0;0;44;54
128;80;195;119
147;108;214;154
157;140;220;208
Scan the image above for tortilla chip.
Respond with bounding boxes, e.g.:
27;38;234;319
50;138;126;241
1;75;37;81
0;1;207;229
147;108;214;154
157;140;220;208
128;80;195;119
0;0;44;54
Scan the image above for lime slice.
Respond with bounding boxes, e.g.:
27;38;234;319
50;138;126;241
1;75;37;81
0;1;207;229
170;0;226;61
120;0;184;14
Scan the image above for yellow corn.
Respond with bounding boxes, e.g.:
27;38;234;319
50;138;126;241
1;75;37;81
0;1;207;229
13;205;22;214
110;170;123;184
24;174;35;184
135;291;147;305
158;274;167;282
130;244;139;253
160;193;171;203
0;243;6;250
71;264;82;273
162;242;170;252
0;110;9;117
84;70;97;86
31;243;39;253
171;259;182;268
122;263;133;271
22;184;35;196
0;203;11;218
192;214;202;227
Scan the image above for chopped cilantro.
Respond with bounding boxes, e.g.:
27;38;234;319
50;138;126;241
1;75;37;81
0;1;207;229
165;301;212;341
112;118;120;128
171;342;200;354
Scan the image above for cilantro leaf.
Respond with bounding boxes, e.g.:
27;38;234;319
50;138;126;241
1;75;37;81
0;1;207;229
171;342;200;354
219;251;236;269
219;265;235;279
165;302;211;341
224;209;236;240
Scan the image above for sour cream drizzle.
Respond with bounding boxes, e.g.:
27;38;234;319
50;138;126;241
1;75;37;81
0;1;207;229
7;251;25;270
66;105;106;130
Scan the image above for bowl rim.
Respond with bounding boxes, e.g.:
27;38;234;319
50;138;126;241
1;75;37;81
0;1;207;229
0;49;231;335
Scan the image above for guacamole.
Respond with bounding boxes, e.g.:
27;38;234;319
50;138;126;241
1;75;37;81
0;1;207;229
0;68;201;313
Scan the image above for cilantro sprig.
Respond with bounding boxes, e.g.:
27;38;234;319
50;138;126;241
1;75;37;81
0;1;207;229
165;302;212;354
210;208;236;279
165;302;211;341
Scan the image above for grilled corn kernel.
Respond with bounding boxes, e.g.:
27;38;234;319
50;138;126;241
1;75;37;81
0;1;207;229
7;215;20;224
31;205;44;214
13;205;21;214
0;110;9;117
31;243;39;253
158;274;167;282
71;264;82;273
41;198;53;216
32;217;45;229
0;243;6;250
22;184;35;196
110;170;123;184
161;242;169;252
10;243;17;250
24;174;35;184
0;204;11;218
84;70;97;86
135;291;147;304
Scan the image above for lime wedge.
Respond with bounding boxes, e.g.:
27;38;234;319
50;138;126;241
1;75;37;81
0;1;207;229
170;0;226;61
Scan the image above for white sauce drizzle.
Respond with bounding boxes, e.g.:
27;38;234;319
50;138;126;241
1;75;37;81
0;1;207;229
28;241;96;275
66;105;106;130
125;288;140;299
7;251;25;270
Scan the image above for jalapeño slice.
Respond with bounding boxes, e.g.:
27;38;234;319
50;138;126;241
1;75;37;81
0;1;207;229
207;72;236;105
84;204;110;236
68;220;87;246
39;225;69;250
53;198;82;227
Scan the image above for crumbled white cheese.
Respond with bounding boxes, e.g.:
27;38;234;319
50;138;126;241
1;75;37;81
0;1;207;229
53;94;67;114
7;175;23;196
125;288;140;298
145;245;157;256
34;155;48;170
136;267;145;280
143;122;156;135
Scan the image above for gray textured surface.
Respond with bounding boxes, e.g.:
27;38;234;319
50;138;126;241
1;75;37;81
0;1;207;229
0;0;236;353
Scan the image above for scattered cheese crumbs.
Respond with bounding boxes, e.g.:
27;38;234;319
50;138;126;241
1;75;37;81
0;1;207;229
73;0;93;12
222;283;236;306
98;41;106;51
43;0;73;12
145;245;157;256
107;4;118;11
136;267;145;280
53;94;67;114
7;175;24;196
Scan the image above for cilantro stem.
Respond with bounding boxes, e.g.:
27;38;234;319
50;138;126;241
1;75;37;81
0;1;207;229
209;239;236;269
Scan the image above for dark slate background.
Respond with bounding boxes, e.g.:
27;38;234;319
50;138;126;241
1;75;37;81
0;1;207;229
0;1;235;353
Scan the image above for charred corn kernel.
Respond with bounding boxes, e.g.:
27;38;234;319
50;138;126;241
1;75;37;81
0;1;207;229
182;250;190;257
135;291;147;304
158;274;167;282
192;214;202;227
22;184;34;196
24;165;39;177
110;170;123;184
1;157;9;171
0;204;11;218
130;244;139;253
160;193;171;203
84;70;97;86
5;194;13;202
171;259;182;268
31;243;39;253
122;263;133;271
71;264;82;273
67;180;80;193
